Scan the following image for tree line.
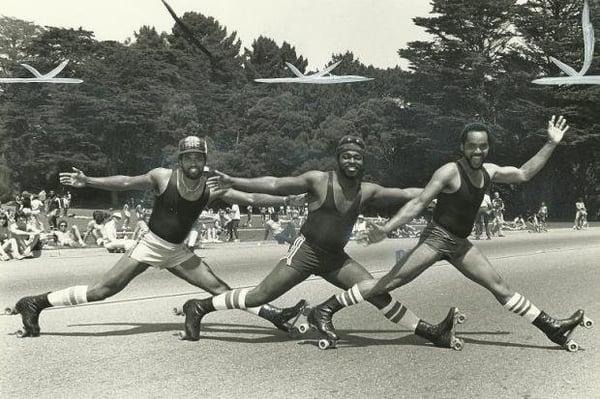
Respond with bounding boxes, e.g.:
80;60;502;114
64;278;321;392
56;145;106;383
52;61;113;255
0;0;598;218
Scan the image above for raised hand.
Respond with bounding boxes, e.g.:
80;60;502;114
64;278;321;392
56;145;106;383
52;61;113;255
547;115;570;144
59;167;87;188
365;220;389;245
206;170;234;191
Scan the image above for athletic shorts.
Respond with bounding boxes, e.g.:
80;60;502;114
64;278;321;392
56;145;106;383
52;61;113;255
281;235;350;276
418;222;472;262
129;231;195;269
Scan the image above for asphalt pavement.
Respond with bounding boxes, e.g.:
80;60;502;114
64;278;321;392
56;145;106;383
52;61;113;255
1;228;599;398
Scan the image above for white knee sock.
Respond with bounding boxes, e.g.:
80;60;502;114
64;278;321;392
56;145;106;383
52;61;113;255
503;292;541;322
380;299;420;331
47;286;89;307
212;288;251;310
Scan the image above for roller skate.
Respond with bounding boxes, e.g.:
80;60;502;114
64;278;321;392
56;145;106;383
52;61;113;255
415;307;466;350
258;300;307;334
5;293;51;338
533;310;593;352
305;296;340;350
177;299;213;341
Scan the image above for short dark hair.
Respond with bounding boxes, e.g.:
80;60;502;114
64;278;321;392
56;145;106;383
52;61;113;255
460;122;491;144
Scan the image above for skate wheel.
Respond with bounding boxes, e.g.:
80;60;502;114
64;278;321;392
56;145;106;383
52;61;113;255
15;329;25;338
456;314;467;324
581;317;593;329
177;331;186;340
172;306;183;316
566;340;579;352
298;323;309;334
318;339;331;350
451;338;464;351
4;307;14;315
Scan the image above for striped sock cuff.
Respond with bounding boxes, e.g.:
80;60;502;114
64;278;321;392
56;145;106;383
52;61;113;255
212;288;251;311
47;286;88;307
335;285;365;308
380;300;420;331
504;292;541;323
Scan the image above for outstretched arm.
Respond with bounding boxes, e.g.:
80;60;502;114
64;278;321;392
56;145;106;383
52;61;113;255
211;188;305;208
488;115;569;184
59;167;161;192
208;170;321;196
367;165;453;243
362;182;423;209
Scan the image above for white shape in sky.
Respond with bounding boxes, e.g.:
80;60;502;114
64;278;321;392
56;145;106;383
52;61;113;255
255;60;373;84
532;0;599;85
0;59;83;84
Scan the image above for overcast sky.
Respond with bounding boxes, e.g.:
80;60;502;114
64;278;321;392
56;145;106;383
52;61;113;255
2;0;433;70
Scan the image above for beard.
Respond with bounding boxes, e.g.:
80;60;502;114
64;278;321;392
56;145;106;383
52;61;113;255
182;166;202;179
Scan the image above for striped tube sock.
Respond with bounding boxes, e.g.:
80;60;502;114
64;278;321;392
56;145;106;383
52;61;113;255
503;292;541;323
47;286;89;307
211;288;251;311
335;284;365;308
379;299;420;331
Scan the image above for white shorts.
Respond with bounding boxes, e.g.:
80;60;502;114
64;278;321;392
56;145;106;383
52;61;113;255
129;231;195;269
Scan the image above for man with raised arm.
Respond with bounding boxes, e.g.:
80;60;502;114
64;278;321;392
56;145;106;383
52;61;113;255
178;135;463;348
7;136;304;338
309;116;588;351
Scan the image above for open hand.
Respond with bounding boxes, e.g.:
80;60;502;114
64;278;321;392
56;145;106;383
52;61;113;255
59;167;87;188
207;170;234;191
547;115;570;144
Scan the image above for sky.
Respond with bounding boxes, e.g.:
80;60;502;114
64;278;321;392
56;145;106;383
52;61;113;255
2;0;433;70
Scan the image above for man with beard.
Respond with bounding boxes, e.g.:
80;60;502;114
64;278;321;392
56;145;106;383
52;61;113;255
7;136;304;338
178;135;461;347
309;116;588;351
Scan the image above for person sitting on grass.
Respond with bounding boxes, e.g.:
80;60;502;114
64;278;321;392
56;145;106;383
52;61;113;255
0;213;24;260
9;211;42;258
53;219;86;248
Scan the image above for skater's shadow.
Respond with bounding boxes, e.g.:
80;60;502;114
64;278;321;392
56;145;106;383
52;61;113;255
321;330;557;350
42;321;291;342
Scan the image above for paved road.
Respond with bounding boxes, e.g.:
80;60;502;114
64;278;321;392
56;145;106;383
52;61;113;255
1;228;599;398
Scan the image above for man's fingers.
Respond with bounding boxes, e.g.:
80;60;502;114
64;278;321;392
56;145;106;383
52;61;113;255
72;167;82;174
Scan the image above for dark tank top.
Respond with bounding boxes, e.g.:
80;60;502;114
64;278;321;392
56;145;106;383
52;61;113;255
432;161;491;238
300;172;362;252
148;169;210;244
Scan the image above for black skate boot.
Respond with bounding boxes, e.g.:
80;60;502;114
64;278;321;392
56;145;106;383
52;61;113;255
415;307;466;350
533;310;584;347
307;296;342;343
179;299;213;341
258;300;307;333
13;293;51;338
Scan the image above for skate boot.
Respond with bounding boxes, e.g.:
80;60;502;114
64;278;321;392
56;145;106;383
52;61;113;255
415;307;466;350
12;293;51;338
178;299;213;341
258;300;307;333
533;310;584;349
307;296;341;348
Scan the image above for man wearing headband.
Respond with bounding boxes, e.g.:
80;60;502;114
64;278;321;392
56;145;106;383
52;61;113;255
314;116;588;351
177;135;461;348
8;136;305;338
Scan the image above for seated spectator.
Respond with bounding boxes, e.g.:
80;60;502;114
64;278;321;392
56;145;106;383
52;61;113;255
83;210;109;245
9;211;42;258
53;219;86;247
101;212;136;253
0;212;24;260
264;212;296;244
